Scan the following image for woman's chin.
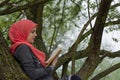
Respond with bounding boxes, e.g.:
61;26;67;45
28;41;34;44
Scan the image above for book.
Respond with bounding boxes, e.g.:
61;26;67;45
46;48;62;67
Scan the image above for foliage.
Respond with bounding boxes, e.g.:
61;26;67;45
0;0;120;80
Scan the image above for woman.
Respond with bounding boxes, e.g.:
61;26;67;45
9;19;81;80
9;19;56;80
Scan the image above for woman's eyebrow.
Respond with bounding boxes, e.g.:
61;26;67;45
31;29;36;32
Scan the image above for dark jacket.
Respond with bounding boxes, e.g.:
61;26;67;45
14;44;54;80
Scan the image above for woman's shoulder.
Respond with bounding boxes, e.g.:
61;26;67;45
14;44;32;57
15;44;31;52
17;44;30;49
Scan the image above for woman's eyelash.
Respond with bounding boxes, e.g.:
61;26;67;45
31;30;36;33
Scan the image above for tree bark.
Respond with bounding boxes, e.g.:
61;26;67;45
76;0;112;80
0;30;30;80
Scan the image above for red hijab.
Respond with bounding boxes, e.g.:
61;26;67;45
9;19;46;67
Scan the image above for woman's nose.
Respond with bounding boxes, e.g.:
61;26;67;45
34;32;37;37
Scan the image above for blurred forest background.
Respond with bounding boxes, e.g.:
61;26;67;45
0;0;120;80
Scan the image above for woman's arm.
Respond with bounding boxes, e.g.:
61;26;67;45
14;44;53;80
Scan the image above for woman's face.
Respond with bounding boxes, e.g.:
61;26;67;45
27;27;37;43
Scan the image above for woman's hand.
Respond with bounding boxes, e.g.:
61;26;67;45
45;61;48;65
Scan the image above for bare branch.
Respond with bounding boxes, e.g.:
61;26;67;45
91;63;120;80
0;0;51;15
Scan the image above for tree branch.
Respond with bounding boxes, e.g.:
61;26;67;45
91;63;120;80
0;0;9;7
0;0;52;15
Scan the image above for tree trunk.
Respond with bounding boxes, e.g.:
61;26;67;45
0;30;29;80
77;0;112;79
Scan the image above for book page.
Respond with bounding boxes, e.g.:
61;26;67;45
46;48;62;67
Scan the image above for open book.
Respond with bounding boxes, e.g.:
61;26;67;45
46;48;62;67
